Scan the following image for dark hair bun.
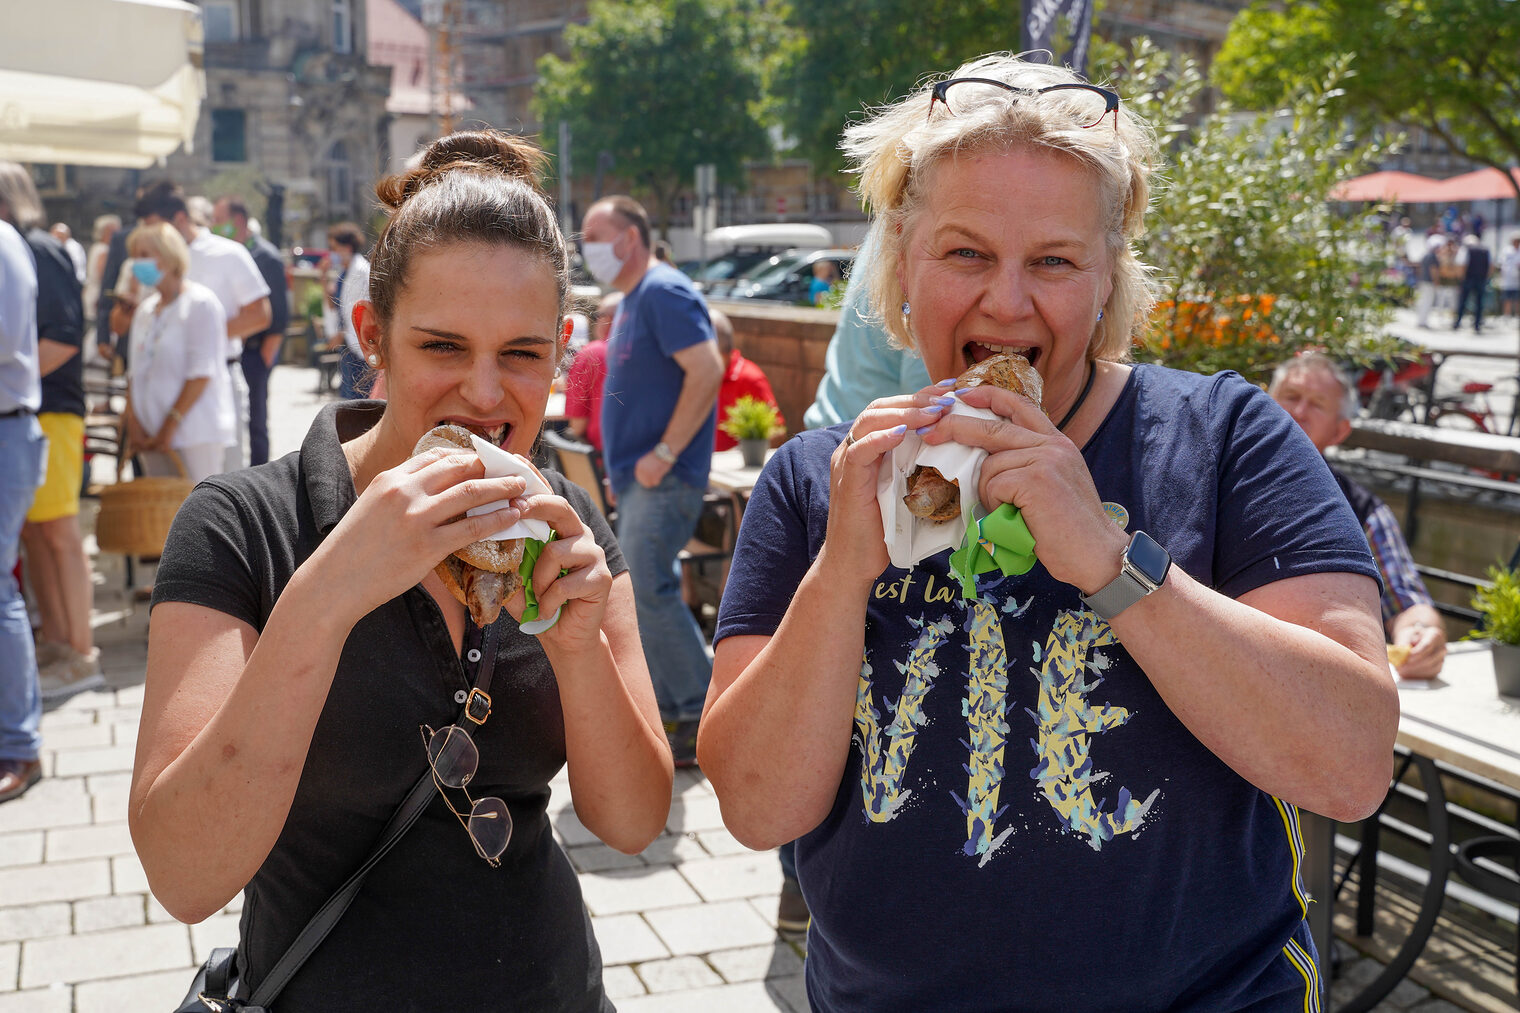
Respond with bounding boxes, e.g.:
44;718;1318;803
375;130;551;211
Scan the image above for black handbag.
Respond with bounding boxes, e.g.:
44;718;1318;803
173;620;505;1012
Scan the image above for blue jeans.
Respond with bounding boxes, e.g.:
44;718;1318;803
241;337;275;466
0;414;46;761
614;473;712;721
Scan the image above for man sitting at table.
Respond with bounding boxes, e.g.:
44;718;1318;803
710;307;784;451
1270;352;1446;678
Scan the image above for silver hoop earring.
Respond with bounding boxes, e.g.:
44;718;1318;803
901;301;911;317
366;354;379;367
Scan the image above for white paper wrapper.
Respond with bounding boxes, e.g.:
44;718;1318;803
466;434;554;543
876;400;998;570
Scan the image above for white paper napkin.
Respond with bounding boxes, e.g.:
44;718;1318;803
466;434;555;543
875;400;998;570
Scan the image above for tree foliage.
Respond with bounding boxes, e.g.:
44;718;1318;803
1117;39;1400;381
533;0;771;230
770;0;1023;176
1212;0;1520;201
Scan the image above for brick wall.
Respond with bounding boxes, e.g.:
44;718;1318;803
710;300;838;436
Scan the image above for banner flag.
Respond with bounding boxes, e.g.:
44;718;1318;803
1021;0;1095;77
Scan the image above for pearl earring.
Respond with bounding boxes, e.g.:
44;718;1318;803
366;353;379;366
901;301;911;317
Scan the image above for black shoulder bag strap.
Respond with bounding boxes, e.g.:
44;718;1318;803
240;618;505;1010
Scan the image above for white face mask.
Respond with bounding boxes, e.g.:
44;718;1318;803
581;240;625;286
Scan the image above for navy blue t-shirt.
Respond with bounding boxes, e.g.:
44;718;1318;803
599;262;717;491
716;365;1378;1013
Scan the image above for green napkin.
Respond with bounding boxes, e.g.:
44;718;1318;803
946;504;1038;600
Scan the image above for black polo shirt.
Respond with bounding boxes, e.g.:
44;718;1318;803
26;228;84;417
152;401;622;1011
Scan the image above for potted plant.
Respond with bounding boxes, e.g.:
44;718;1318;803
1467;563;1520;696
720;395;783;467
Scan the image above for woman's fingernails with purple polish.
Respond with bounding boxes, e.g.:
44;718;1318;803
915;424;938;435
931;395;956;407
953;386;974;396
922;404;946;415
889;424;908;435
936;377;958;387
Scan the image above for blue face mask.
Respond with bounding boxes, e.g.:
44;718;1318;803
131;258;164;287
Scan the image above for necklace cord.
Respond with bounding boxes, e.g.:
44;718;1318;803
1055;362;1097;432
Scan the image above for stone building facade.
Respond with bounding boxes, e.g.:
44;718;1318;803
39;0;390;250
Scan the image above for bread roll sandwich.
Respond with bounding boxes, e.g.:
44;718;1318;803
902;352;1043;522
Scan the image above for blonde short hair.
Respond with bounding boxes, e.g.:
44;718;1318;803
843;52;1159;362
127;221;191;278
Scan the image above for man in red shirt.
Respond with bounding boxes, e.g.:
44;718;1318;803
564;291;620;452
712;307;784;451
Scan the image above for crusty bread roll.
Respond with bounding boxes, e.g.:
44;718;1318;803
902;353;1043;522
413;424;524;625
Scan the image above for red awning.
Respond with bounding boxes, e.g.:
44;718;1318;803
1329;170;1450;203
1428;167;1520;202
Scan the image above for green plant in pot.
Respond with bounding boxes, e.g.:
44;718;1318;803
1466;563;1520;697
720;395;783;467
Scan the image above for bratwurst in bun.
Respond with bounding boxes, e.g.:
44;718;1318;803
902;352;1043;522
413;424;526;625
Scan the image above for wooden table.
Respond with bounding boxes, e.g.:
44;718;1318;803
1343;417;1520;475
706;446;774;504
1302;640;1520;1009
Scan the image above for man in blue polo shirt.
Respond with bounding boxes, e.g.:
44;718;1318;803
581;195;724;765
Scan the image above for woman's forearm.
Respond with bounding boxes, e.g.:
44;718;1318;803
699;546;877;849
1113;568;1396;821
130;564;362;922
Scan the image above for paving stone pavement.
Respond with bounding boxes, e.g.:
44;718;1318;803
1;362;1486;1011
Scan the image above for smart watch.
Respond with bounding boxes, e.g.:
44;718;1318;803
653;441;678;464
1080;530;1171;622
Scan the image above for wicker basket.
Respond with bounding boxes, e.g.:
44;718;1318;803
95;451;193;558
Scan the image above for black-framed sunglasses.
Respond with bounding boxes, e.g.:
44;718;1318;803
421;722;512;866
927;77;1120;131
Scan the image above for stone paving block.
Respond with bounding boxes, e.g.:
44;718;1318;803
75;967;194;1013
52;746;135;780
37;709;94;732
110;722;137;748
551;808;600;847
110;853;149;895
591;914;669;965
567;843;643;874
38;724;111;752
145;896;176;924
644;899;778;956
73;895;145;934
695;828;757;857
578;867;701;916
672;769;713;796
0;836;42;871
0;860;110;906
766;971;811;1013
44;822;133;863
639;832;709;866
707;941;805;984
0;941;18;990
49;690;116;715
81;772;131;799
601;964;645;999
0;792;91;837
678;853;783;903
90;792;127;825
1406;1000;1468;1013
665;794;728;835
635;954;723;993
616;980;794;1012
77;707;142;730
1331;956;1430;1010
19;921;190;988
0;986;71;1012
112;685;145;707
189;913;240;963
0;906;69;945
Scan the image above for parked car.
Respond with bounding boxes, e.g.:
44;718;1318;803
695;224;833;296
722;248;855;304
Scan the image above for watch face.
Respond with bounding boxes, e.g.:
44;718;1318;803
1127;530;1171;585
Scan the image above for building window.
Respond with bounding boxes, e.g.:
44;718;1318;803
211;109;247;163
327;140;353;212
202;0;239;43
332;0;352;54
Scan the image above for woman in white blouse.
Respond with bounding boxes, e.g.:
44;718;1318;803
123;223;236;484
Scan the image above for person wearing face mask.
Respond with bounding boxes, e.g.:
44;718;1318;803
327;222;371;399
212;197;290;466
579;195;724;766
122;223;237;485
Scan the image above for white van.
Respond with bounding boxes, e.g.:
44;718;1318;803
694;224;834;294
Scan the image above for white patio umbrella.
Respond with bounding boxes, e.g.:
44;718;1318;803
0;0;204;168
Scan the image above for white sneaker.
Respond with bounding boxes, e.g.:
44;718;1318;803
33;641;71;668
39;649;106;701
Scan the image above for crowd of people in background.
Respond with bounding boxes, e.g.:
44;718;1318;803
1385;213;1520;332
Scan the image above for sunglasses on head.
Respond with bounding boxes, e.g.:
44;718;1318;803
927;77;1120;131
